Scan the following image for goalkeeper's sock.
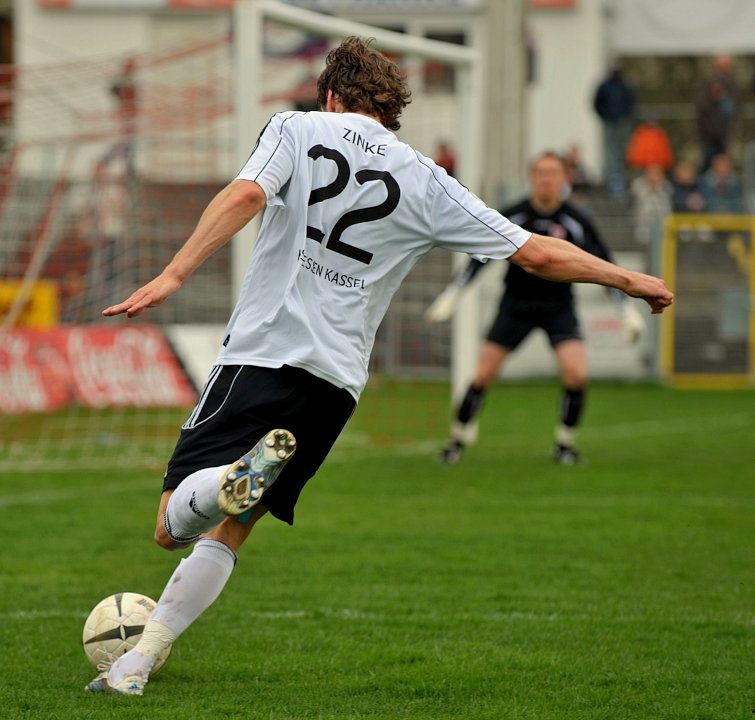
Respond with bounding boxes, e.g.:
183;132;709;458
558;387;585;432
108;539;236;685
457;384;486;424
163;465;228;542
555;423;577;449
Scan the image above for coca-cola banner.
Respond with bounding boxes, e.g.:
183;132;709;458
0;325;197;414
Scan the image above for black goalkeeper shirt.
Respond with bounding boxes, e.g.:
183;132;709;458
501;199;612;303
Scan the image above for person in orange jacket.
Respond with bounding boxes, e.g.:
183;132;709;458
626;119;674;172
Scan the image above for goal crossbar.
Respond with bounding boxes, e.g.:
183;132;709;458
258;0;478;66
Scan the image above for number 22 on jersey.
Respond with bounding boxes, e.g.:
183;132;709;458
306;144;400;265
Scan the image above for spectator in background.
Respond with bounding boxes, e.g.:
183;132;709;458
671;161;706;213
107;57;138;178
626;117;674;174
629;163;673;246
696;54;741;173
564;143;591;192
593;63;634;198
700;153;744;213
434;141;456;178
563;143;591;211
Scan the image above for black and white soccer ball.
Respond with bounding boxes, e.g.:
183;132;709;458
82;592;171;673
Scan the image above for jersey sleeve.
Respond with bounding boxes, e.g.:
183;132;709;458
425;164;531;261
234;112;300;201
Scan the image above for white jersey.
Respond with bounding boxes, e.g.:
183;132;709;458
217;110;531;399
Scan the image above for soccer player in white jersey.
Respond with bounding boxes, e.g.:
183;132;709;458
86;37;673;696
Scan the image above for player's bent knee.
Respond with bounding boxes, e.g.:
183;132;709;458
154;522;191;551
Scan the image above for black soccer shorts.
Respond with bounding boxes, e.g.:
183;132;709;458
163;364;356;525
486;296;583;351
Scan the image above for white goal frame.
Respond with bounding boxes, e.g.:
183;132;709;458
232;0;484;407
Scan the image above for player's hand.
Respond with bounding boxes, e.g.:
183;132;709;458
622;303;645;344
424;285;460;324
102;273;182;318
625;273;673;314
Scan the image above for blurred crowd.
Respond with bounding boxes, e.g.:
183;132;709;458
586;53;750;246
434;53;750;252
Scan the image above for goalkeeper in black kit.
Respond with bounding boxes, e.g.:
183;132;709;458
426;151;646;465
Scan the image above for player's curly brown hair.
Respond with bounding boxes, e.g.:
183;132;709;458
316;37;411;132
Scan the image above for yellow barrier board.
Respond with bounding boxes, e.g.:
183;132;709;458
0;280;60;328
661;214;754;388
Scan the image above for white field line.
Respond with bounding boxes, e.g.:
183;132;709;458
0;608;558;624
0;439;441;473
1;411;751;476
0;478;157;508
2;606;753;626
583;412;751;439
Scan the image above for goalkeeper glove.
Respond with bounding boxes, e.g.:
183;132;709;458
424;284;461;324
622;303;646;344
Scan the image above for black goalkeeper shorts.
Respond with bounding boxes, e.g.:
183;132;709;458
486;296;583;351
163;364;356;525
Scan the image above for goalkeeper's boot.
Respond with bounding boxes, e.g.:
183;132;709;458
438;438;464;465
85;671;146;696
218;429;297;516
553;443;582;466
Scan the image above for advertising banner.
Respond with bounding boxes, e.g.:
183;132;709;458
0;325;197;413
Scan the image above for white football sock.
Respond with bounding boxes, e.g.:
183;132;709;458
108;538;237;685
163;465;228;542
555;423;577;448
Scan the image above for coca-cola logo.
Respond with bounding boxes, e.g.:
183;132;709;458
0;332;70;412
0;325;195;413
68;326;192;408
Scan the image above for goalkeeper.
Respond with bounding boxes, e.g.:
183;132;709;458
426;151;645;465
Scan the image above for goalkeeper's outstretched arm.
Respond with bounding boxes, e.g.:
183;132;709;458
424;258;487;323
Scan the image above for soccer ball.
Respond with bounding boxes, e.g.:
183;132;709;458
82;592;172;674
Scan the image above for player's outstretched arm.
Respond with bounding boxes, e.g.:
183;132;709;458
103;180;267;318
510;233;673;313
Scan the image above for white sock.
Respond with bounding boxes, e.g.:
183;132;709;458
108;538;237;685
150;537;237;636
555;423;577;448
163;465;228;542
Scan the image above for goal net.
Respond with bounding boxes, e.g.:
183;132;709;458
0;1;480;471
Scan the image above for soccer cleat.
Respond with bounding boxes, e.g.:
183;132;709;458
553;444;582;466
85;671;146;696
218;429;297;516
438;438;464;465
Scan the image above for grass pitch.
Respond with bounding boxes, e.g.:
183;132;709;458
0;381;753;719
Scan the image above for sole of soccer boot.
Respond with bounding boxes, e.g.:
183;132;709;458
218;429;297;516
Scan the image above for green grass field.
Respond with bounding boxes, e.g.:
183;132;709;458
1;381;753;719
